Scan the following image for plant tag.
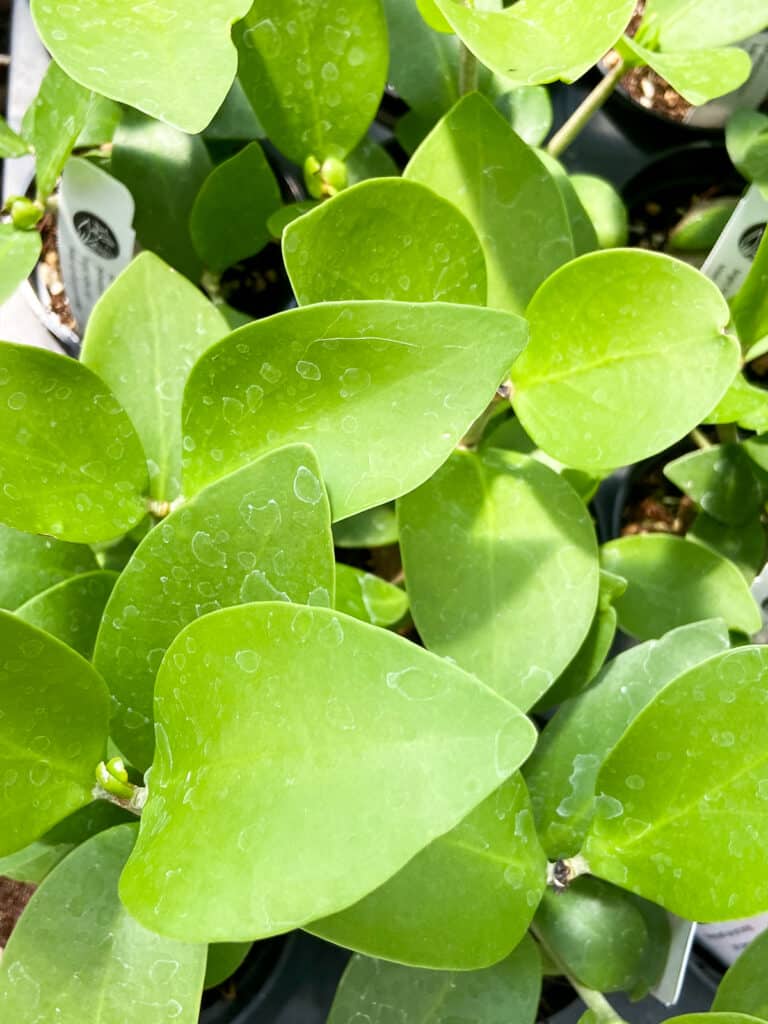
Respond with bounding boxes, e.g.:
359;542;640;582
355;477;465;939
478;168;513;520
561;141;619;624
700;184;768;298
651;915;697;1006
686;32;768;128
57;157;136;330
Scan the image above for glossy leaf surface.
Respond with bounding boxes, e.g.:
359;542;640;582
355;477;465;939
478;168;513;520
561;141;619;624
335;564;408;628
16;570;118;658
664;443;768;525
0;342;148;542
713;927;768;1019
30;0;251;133
0;225;42;305
623;36;751;107
642;0;768;51
732;216;768;351
0;612;110;855
525;620;730;858
0;825;206;1022
333;504;398;548
569;175;628;249
405;93;573;313
120;603;536;941
512;250;738;471
601;534;761;639
0;523;97;610
182;301;527;520
584;645;768;920
82;252;229;502
310;775;546;969
283;178;487;306
398;449;599;709
0;116;30;157
94;445;334;771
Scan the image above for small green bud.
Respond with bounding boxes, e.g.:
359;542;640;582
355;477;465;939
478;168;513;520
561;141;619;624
303;155;324;199
303;154;349;199
9;196;44;231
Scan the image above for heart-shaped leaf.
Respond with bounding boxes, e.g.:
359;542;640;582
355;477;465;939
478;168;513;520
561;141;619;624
0;343;148;543
16;570;118;659
0;612;110;855
0;825;206;1023
283;178;487;306
405;93;573;313
641;0;768;51
94;444;334;771
182;301;527;520
398;449;599;709
0;225;42;306
30;0;252;133
511;250;739;472
0;524;97;610
713;927;768;1019
583;645;768;920
82;252;229;503
119;603;536;941
309;775;546;969
335;564;408;628
622;36;751;107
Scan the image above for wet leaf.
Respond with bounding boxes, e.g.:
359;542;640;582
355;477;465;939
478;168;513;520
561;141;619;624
624;36;751;106
688;512;765;581
335;565;407;628
664;444;768;526
642;0;768;51
16;570;118;659
0;523;97;610
0;225;42;306
383;0;459;120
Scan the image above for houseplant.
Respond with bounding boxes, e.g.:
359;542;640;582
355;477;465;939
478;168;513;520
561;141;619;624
2;1;768;1023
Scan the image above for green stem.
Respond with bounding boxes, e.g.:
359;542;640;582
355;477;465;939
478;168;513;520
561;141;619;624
93;761;147;816
716;422;739;445
532;926;629;1024
690;427;713;450
458;41;479;95
546;59;626;159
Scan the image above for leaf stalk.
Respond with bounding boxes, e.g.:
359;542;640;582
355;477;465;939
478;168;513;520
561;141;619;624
546;59;626;159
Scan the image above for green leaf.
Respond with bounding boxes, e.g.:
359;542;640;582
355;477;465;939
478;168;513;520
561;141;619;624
398;449;598;708
622;36;751;106
432;0;635;84
713;927;768;1019
664;444;768;526
0;342;148;543
94;444;334;771
666;1016;768;1024
309;775;546;969
283;178;487;306
203;80;264;141
416;0;453;32
0;825;206;1022
75;95;123;148
583;645;768;920
601;534;761;639
512;250;739;472
732;213;768;352
119;603;536;941
345;138;399;185
0;115;31;158
182;301;527;519
111;111;212;281
0;612;110;855
190;142;282;273
383;0;459;120
569;175;628;249
333;504;398;548
234;0;388;164
15;570;118;659
497;85;553;148
688;512;766;581
704;374;768;433
30;0;251;134
642;0;768;51
327;936;541;1024
405;93;573;313
0;523;97;610
525;619;730;858
81;252;229;503
204;942;252;989
669;198;740;252
0;224;42;305
21;61;92;200
536;150;598;256
534;876;669;996
335;564;407;628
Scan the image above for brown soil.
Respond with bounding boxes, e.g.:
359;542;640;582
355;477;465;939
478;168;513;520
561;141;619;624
38;212;79;335
621;465;697;536
0;876;36;949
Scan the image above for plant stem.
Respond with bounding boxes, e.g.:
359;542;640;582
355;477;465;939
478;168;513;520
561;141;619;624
532;926;629;1024
690;428;712;450
546;853;590;892
546;59;626;159
458;41;479;95
716;422;739;445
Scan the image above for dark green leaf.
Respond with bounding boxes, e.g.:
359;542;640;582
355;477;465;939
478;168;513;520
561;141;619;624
688;512;766;582
0;224;42;305
0;523;97;610
382;0;459;120
669;198;740;252
345;138;399;184
203;80;264;141
335;564;407;627
664;444;768;525
713;927;768;1019
16;570;118;659
204;943;252;989
732;218;768;353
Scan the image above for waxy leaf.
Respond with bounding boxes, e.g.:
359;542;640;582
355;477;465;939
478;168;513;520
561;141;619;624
398;449;599;709
182;301;527;520
569;175;628;250
190;142;282;273
76;94;123;148
203;80;264;141
583;645;768;920
120;603;536;941
512;251;739;472
333;504;398;548
383;0;459;121
0;225;42;306
309;775;547;969
16;570;118;659
525;619;730;858
536;151;598;258
327;936;541;1024
30;0;251;133
705;375;768;433
732;219;768;352
405;93;573;313
283;178;487;306
0;825;206;1023
204;943;252;989
664;444;768;526
346;138;399;185
0;612;110;855
0;343;148;543
601;534;761;639
94;445;334;771
622;36;751;107
335;564;408;628
713;927;768;1019
0;116;31;158
0;523;97;610
641;0;768;51
82;253;229;502
235;0;388;164
689;512;766;582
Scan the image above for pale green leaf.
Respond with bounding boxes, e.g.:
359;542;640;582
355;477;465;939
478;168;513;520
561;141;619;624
81;252;229;502
309;775;546;969
0;825;206;1023
335;564;407;628
666;1016;767;1024
0;342;148;543
535;150;598;257
623;36;751;106
704;374;768;432
16;570;118;659
30;0;251;134
94;444;334;771
727;111;768;193
669;198;739;252
405;93;573;313
497;85;553;147
642;0;768;51
512;250;739;472
383;0;459;120
0;523;97;610
0;224;42;306
732;214;768;353
0;116;31;158
119;603;536;941
75;95;123;148
601;534;761;638
569;175;628;249
416;0;452;32
283;178;487;305
664;444;768;525
713;927;768;1019
333;504;398;548
399;449;599;709
182;301;527;520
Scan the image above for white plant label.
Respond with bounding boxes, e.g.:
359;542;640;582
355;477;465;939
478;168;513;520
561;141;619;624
652;915;697;1006
686;32;768;128
701;184;768;300
57;157;136;330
